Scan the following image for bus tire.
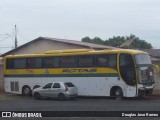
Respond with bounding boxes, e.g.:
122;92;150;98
110;86;123;99
22;86;31;96
115;88;123;100
34;92;41;100
58;93;66;101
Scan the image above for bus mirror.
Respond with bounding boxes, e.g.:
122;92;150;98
152;64;159;72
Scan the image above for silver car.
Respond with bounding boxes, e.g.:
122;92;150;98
32;82;78;100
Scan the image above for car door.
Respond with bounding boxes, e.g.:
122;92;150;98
50;83;61;97
40;83;53;97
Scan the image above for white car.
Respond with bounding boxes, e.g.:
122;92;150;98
32;82;78;100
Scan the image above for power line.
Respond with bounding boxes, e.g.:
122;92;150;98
0;46;13;48
0;36;10;42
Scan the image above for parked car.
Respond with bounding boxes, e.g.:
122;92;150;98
32;82;78;100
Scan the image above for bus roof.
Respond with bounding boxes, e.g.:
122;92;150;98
5;49;148;58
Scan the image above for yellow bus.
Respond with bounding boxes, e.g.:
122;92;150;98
3;49;155;98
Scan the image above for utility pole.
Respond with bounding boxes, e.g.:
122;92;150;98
15;25;18;48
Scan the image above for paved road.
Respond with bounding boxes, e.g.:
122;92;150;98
0;94;160;111
0;94;160;119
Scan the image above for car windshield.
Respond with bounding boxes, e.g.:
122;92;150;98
135;54;151;65
65;82;75;87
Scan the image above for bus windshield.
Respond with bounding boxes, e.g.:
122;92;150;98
134;54;154;84
135;54;151;65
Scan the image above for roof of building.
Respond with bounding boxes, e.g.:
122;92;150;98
1;37;116;57
150;56;160;62
144;49;160;58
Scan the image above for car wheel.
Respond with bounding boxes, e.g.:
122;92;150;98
58;93;66;101
34;93;41;100
22;86;31;96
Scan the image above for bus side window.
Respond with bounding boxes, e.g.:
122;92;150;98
96;54;117;69
27;58;43;68
14;58;26;69
44;57;59;68
6;58;14;69
108;54;117;69
97;55;108;67
79;56;93;67
27;58;36;68
59;56;77;68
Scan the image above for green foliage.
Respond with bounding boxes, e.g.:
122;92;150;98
82;37;105;45
108;36;126;47
81;34;153;49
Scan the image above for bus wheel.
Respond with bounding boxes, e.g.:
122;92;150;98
34;93;41;100
58;93;66;101
22;86;31;96
115;88;123;100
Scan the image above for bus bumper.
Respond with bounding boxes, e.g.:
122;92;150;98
138;89;153;96
138;84;155;96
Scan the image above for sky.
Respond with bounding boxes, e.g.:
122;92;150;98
0;0;160;54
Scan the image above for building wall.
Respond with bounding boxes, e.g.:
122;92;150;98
10;40;87;55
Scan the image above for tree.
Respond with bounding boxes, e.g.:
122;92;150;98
82;36;91;43
81;34;153;49
92;37;104;45
107;36;126;47
82;37;104;45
